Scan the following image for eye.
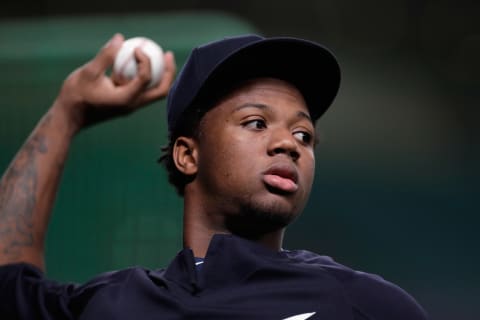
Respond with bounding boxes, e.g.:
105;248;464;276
293;131;313;145
243;119;267;130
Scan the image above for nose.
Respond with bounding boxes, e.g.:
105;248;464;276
267;129;300;161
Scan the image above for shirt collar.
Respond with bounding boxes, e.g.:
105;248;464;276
161;234;290;293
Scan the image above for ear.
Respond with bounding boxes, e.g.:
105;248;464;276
172;137;198;175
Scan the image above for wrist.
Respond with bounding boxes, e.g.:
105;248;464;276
49;98;86;137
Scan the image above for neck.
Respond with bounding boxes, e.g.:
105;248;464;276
182;193;285;258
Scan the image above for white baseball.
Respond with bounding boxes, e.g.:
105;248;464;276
112;37;164;88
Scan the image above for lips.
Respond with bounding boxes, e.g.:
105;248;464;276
262;164;299;193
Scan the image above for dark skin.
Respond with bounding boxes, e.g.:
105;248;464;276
0;33;177;270
175;78;316;257
0;37;315;268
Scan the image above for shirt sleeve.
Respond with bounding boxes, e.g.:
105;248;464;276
0;263;99;320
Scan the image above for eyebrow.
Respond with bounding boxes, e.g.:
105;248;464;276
233;103;313;123
233;103;268;113
296;110;313;123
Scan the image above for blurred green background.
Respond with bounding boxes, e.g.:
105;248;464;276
1;2;479;320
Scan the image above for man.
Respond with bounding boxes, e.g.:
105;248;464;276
0;33;428;319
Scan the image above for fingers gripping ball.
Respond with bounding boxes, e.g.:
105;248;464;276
113;37;164;88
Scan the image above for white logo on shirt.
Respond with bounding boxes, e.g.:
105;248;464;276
282;312;316;320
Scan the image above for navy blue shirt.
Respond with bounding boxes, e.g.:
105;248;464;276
0;234;428;319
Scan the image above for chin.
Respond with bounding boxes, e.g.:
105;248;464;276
224;196;302;239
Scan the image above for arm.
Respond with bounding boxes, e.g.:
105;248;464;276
0;33;176;271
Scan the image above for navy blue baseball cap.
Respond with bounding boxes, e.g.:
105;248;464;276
166;34;341;133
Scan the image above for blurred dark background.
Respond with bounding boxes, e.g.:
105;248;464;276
1;1;479;320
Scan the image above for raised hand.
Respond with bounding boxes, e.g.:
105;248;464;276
0;33;176;270
54;33;176;131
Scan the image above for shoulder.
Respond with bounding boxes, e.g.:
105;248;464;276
0;263;148;317
0;262;166;300
67;266;168;316
286;250;429;320
76;265;167;293
342;269;428;319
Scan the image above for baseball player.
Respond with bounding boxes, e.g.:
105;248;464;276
0;33;428;319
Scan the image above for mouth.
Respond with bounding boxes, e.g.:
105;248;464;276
262;164;299;193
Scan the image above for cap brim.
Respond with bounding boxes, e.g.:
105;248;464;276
194;37;341;122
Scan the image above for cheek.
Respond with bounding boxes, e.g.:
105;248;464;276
218;137;260;179
301;152;316;188
199;133;254;184
217;134;268;191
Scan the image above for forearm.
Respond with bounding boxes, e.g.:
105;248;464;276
0;102;80;270
0;33;175;272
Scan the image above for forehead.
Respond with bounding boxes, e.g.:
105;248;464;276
230;77;305;99
192;77;315;137
214;77;309;112
196;78;312;134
